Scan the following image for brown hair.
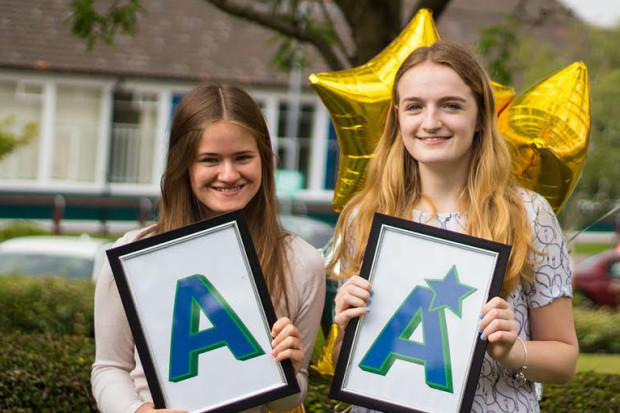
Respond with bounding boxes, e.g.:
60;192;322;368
143;83;290;311
328;42;536;298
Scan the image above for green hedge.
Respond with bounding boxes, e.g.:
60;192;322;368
0;333;97;412
0;278;619;411
574;307;620;353
1;276;620;352
539;372;620;412
0;276;94;337
0;333;618;412
0;221;49;242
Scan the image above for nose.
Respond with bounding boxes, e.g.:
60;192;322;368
218;160;240;182
421;108;442;131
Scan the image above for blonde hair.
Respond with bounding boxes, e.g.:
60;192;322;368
143;83;291;312
328;42;536;298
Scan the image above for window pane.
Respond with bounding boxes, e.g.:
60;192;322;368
53;85;102;182
0;80;42;180
109;90;157;184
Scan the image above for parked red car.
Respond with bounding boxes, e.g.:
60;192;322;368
573;249;620;308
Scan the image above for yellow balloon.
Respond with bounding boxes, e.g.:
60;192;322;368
310;9;440;212
498;62;590;212
310;9;516;211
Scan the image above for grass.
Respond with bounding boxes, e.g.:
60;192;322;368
571;242;615;255
577;353;620;375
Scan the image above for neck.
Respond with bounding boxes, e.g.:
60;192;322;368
416;162;469;213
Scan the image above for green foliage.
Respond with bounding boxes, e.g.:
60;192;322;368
477;19;521;84
0;221;50;242
0;276;94;337
571;242;614;255
69;0;144;49
0;115;38;161
539;372;620;413
573;307;620;353
269;35;312;71
0;333;97;412
0;331;617;412
577;354;620;375
306;370;345;412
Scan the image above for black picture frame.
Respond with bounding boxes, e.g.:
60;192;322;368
330;213;511;413
106;210;299;413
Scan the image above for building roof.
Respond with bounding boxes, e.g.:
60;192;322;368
0;0;578;87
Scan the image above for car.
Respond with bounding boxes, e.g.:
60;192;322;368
573;249;620;308
0;235;112;281
279;214;334;250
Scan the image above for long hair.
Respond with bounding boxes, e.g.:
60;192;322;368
328;42;535;298
143;83;290;311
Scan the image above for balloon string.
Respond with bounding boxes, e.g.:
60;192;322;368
567;201;620;243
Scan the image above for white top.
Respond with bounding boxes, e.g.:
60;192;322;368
351;188;572;413
91;227;325;413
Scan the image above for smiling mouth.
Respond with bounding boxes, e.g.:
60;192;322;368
416;136;451;142
212;185;244;193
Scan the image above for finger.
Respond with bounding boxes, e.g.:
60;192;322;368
481;296;509;314
272;324;301;347
346;284;372;302
486;328;517;344
481;318;516;340
337;290;369;310
271;317;292;337
334;306;369;326
479;307;514;330
347;275;372;289
272;335;302;355
273;347;304;364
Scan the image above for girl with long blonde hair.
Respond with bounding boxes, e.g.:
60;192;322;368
92;83;325;413
330;42;578;412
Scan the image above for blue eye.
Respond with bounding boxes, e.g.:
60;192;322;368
236;154;254;163
445;102;462;110
199;157;219;164
405;104;422;112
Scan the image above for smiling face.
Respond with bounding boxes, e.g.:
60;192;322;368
397;61;479;175
189;120;262;214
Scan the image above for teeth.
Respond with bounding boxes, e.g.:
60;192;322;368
214;186;241;192
418;136;449;142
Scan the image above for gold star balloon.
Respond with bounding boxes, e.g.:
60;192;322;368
499;62;590;212
310;9;516;211
309;9;440;212
310;9;589;213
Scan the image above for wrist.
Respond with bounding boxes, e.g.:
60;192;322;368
502;338;528;385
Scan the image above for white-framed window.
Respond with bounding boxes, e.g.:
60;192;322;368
109;88;159;185
253;92;335;197
0;79;43;180
52;84;103;183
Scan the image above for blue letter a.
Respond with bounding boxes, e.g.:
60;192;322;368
358;287;453;392
169;274;264;382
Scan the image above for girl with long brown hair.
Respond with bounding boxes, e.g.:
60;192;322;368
92;83;325;413
329;42;578;412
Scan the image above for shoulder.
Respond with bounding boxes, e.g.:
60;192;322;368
284;234;324;273
111;225;156;247
516;187;556;222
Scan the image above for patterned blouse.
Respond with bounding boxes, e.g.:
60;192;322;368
351;188;573;413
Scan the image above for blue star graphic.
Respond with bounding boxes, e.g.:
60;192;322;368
425;265;476;318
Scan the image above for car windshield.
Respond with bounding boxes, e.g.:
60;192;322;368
0;252;94;279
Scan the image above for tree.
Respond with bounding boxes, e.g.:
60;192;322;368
0;116;37;161
69;0;453;71
510;24;620;231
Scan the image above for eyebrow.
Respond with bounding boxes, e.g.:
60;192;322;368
197;150;256;156
400;95;468;103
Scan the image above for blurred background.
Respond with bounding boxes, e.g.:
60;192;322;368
0;0;619;411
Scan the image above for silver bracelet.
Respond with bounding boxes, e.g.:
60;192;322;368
509;337;528;386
